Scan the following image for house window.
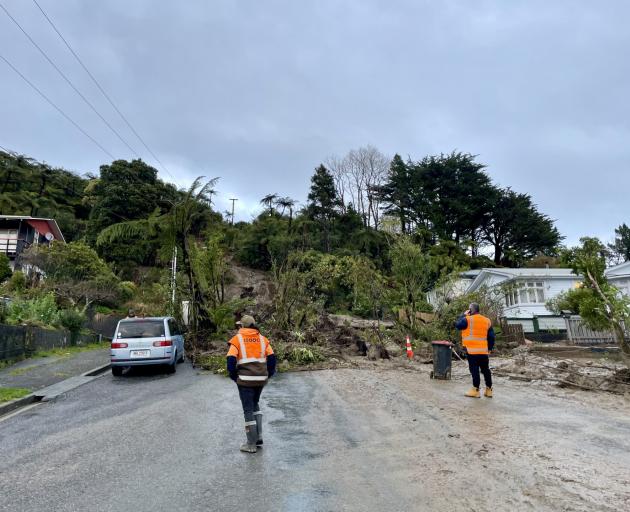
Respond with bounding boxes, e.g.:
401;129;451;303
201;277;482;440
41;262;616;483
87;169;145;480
0;229;18;255
504;281;545;306
527;281;545;303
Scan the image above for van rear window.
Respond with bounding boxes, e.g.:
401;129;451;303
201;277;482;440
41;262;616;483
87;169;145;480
117;320;165;339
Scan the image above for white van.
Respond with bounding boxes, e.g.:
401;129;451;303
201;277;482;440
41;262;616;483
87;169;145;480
110;317;185;376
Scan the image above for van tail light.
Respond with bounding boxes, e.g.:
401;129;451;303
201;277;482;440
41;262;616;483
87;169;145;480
153;340;172;347
112;342;128;348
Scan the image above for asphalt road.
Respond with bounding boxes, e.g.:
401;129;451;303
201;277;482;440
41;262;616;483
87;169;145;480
1;362;629;511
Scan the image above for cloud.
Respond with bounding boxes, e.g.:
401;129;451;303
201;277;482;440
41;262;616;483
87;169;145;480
1;0;628;244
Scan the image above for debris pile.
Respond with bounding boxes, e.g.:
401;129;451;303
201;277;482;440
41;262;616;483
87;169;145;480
493;350;630;394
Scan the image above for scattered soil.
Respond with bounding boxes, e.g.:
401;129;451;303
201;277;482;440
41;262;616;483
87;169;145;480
306;365;630;511
214;263;630;397
225;262;275;307
493;346;630;394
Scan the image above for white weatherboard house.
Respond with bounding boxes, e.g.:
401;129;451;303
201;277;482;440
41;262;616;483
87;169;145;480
427;264;630;340
604;261;630;297
463;268;583;334
426;269;481;307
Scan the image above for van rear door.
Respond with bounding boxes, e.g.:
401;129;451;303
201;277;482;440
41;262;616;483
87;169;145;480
114;319;171;360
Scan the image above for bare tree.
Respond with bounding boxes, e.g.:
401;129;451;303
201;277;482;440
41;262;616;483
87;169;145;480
325;155;349;214
326;145;389;229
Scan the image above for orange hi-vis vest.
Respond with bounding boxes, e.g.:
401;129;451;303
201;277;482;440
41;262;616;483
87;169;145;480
227;328;273;387
462;314;491;355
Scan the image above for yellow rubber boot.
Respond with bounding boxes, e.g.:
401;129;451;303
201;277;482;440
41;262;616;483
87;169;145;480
484;388;493;398
465;387;480;398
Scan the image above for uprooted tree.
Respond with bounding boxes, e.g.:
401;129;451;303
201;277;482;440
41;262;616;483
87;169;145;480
388;236;432;328
558;237;630;360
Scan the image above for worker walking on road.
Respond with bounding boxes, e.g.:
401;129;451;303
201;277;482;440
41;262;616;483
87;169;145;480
226;315;276;453
455;302;495;398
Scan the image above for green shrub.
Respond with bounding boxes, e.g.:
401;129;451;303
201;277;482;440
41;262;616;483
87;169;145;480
412;322;451;344
195;355;227;375
93;305;114;315
0;253;11;282
287;345;325;365
119;281;137;301
204;299;253;336
7;271;25;292
58;309;86;345
7;292;60;326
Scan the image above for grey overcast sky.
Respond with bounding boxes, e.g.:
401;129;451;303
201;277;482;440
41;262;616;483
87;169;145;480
1;0;628;244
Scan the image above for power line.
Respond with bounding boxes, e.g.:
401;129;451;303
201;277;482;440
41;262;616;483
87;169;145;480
31;0;176;181
0;1;139;159
0;53;115;159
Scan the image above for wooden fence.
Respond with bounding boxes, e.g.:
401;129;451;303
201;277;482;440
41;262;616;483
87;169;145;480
500;320;525;345
564;316;624;345
0;324;97;360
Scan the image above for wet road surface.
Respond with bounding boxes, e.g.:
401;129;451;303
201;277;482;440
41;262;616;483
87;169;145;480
1;362;629;511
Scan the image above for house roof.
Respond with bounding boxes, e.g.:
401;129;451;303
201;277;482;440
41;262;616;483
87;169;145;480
460;269;482;279
467;267;579;292
605;261;630;278
0;215;65;242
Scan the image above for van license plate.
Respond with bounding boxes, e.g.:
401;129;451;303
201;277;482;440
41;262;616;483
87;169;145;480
130;350;150;358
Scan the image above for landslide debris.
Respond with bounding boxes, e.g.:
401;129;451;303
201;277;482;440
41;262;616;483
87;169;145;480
493;347;630;394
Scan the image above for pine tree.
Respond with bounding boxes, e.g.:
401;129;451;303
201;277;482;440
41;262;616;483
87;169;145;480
481;188;562;265
380;154;412;233
608;223;630;263
306;165;341;252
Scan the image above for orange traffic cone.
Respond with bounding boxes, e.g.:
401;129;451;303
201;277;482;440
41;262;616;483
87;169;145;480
406;336;414;359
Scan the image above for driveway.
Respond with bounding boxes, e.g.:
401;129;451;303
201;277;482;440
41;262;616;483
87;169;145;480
0;348;109;392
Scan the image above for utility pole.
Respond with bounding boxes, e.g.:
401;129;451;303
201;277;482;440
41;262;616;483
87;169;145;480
229;198;238;225
170;247;177;312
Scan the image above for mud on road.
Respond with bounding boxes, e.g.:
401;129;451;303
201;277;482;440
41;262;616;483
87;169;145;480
301;362;630;511
1;361;628;512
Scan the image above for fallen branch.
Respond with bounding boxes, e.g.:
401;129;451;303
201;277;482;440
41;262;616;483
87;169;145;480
555;378;607;392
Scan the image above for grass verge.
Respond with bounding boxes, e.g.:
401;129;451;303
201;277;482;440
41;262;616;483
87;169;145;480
0;358;24;371
0;387;31;403
33;341;110;359
1;342;110;374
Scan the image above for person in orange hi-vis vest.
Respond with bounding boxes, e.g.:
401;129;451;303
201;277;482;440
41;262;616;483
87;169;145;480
454;303;495;398
226;315;276;453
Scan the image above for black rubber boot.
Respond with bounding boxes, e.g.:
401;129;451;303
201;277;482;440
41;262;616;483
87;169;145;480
240;422;258;453
254;411;263;446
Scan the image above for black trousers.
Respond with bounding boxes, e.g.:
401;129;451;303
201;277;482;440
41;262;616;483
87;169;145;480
237;385;263;422
467;354;492;389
